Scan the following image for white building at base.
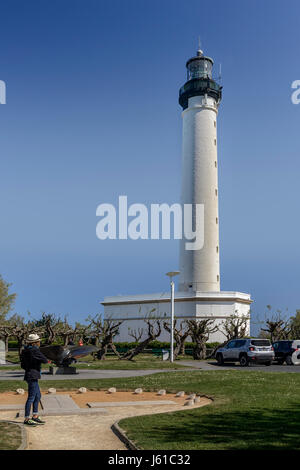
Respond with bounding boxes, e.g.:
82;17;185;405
102;46;252;342
102;291;251;343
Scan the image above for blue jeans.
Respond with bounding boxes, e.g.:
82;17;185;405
25;380;41;418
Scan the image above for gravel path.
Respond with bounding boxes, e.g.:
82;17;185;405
0;398;211;450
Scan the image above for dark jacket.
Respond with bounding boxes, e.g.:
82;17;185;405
21;345;48;381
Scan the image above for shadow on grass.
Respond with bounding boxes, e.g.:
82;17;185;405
0;422;22;450
124;405;300;450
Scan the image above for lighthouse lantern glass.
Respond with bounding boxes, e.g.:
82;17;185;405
187;58;213;81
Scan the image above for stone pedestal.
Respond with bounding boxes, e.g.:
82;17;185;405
162;349;170;361
49;366;77;375
0;340;5;364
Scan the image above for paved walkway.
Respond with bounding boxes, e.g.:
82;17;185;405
15;393;108;417
0;368;196;381
0;398;211;450
180;360;300;372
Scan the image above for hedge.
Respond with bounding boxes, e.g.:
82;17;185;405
7;340;221;350
113;341;221;351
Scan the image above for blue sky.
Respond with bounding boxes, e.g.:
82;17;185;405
0;0;300;332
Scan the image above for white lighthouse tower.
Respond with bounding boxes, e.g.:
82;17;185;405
102;45;252;342
179;46;222;293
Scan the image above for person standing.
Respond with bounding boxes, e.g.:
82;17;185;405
20;334;49;426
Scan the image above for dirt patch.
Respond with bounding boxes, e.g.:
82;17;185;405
0;392;27;405
0;390;194;408
69;390;188;408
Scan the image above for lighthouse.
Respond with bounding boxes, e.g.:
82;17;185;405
178;46;222;293
102;45;252;342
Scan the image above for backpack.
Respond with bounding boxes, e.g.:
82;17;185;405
20;348;32;370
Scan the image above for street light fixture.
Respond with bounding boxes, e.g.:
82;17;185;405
166;271;180;362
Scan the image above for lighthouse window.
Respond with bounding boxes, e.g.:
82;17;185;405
216;217;218;224
187;58;213;80
214;139;217;145
216;246;219;253
215;161;217;167
217;275;220;282
215;189;218;196
214;121;216;128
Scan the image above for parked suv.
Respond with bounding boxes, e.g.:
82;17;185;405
272;340;300;365
215;338;274;367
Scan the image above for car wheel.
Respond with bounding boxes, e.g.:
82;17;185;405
277;360;284;365
286;355;293;365
216;353;224;366
264;361;272;366
239;355;249;367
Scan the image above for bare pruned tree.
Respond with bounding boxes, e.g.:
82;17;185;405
62;323;91;345
120;318;161;360
44;317;56;344
261;320;291;342
11;320;44;358
73;323;92;345
53;316;90;346
33;313;61;345
289;310;300;339
88;314;123;360
259;306;291;342
0;324;14;353
163;319;191;359
186;319;218;360
56;317;75;346
222;313;250;341
98;320;123;360
128;327;144;342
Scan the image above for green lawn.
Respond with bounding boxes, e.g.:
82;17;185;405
1;370;299;449
72;354;190;369
3;350;19;363
0;422;22;450
119;370;300;450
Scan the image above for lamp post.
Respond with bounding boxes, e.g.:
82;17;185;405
166;271;180;362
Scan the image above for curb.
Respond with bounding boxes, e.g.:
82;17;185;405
111;420;140;450
0;420;27;450
17;422;27;450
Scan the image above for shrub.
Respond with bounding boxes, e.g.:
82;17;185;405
111;341;221;351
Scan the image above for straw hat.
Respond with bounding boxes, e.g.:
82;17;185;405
27;334;41;343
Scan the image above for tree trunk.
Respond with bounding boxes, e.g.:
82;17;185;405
110;343;121;358
120;337;153;360
173;342;181;359
193;341;206;360
119;320;161;361
97;344;108;360
163;321;190;359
